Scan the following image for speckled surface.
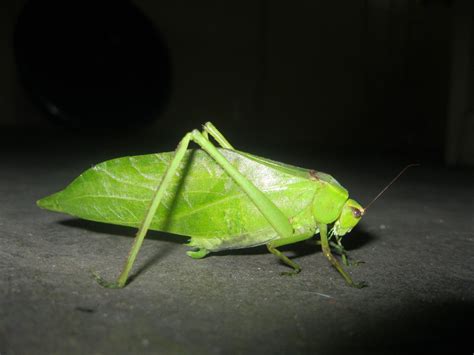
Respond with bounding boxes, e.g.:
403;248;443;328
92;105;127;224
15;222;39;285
1;147;473;355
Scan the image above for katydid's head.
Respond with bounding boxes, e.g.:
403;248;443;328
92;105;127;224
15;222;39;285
332;199;364;236
332;164;419;237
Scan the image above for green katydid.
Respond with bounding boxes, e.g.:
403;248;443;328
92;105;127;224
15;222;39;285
37;122;415;288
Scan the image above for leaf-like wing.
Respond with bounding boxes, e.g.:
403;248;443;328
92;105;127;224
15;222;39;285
38;150;318;246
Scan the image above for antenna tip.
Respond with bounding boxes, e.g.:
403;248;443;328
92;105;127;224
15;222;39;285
363;163;419;211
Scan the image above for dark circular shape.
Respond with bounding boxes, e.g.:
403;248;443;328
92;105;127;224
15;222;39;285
14;0;171;128
351;207;362;219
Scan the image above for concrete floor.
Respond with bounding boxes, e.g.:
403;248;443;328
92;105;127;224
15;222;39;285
0;146;473;355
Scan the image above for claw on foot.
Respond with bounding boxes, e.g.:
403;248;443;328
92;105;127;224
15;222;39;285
351;280;369;289
91;271;125;289
280;269;301;276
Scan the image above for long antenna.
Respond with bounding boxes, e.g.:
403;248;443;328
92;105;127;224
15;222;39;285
364;163;419;212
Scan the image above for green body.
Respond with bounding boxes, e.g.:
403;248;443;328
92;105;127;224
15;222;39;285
38;122;366;288
38;149;350;253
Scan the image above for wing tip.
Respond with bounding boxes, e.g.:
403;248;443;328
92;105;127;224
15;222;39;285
37;192;62;212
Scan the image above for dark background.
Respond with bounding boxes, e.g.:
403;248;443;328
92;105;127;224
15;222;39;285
0;0;465;161
1;1;473;355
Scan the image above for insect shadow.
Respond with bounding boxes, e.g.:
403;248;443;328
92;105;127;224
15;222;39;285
59;218;187;281
216;223;376;261
337;222;375;251
59;218;188;244
59;217;376;277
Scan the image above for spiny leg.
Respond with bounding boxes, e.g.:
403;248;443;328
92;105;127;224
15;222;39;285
314;239;347;265
319;224;367;288
333;235;364;266
316;227;347;261
267;232;315;276
332;235;349;265
93;132;194;288
267;244;301;276
317;233;349;265
327;228;348;264
314;239;363;267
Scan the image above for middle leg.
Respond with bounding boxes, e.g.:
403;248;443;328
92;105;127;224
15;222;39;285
267;232;315;275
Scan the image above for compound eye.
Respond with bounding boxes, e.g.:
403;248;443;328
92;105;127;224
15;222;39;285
351;207;363;218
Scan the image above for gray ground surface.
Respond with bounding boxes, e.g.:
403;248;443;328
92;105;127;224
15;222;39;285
1;147;473;355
